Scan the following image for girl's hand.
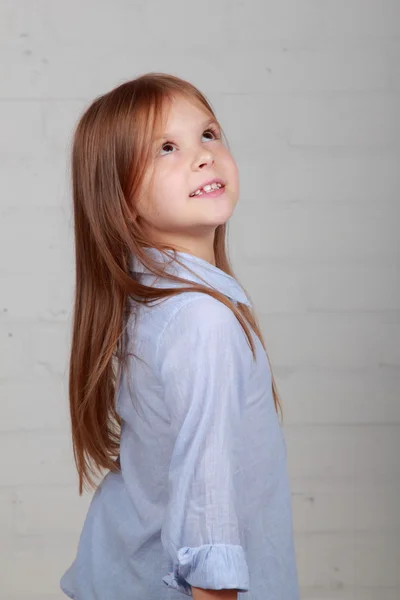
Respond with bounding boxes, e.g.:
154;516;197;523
191;587;238;600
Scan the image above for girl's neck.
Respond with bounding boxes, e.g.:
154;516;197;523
150;234;216;266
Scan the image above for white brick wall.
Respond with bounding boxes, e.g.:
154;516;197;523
1;1;399;598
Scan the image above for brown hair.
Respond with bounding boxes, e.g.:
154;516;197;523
69;72;283;494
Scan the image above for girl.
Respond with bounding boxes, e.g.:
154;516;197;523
60;73;299;600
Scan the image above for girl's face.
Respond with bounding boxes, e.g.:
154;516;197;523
134;95;239;256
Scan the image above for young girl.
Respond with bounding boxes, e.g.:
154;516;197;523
60;73;299;600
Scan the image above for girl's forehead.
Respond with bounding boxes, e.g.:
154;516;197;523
162;95;211;125
151;95;216;145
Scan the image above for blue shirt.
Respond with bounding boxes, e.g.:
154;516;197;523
60;248;299;599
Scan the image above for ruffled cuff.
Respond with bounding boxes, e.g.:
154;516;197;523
162;543;249;596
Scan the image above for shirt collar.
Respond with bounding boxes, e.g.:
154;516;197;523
129;247;251;307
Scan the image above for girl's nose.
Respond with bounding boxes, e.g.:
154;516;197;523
192;149;215;170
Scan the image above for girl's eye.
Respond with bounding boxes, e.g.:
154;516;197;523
159;126;221;156
160;142;175;155
202;126;220;141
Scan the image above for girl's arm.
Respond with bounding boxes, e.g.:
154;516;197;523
157;296;252;595
192;587;238;600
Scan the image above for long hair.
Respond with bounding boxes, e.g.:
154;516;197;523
69;72;283;494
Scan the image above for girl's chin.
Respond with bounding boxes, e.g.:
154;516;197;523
198;203;234;223
194;192;235;213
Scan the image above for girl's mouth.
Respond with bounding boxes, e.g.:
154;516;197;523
189;184;226;198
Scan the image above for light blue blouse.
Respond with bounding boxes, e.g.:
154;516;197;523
60;248;299;599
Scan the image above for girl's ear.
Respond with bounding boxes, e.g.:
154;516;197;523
128;209;139;223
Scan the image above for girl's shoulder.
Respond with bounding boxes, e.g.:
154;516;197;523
157;290;238;333
155;291;247;358
129;289;240;350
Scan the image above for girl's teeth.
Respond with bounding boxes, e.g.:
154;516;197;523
190;182;223;196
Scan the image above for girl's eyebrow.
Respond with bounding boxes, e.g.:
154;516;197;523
155;118;219;143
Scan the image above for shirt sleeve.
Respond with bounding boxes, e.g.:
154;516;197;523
156;294;253;596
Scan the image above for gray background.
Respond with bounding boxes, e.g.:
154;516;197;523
0;1;399;598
